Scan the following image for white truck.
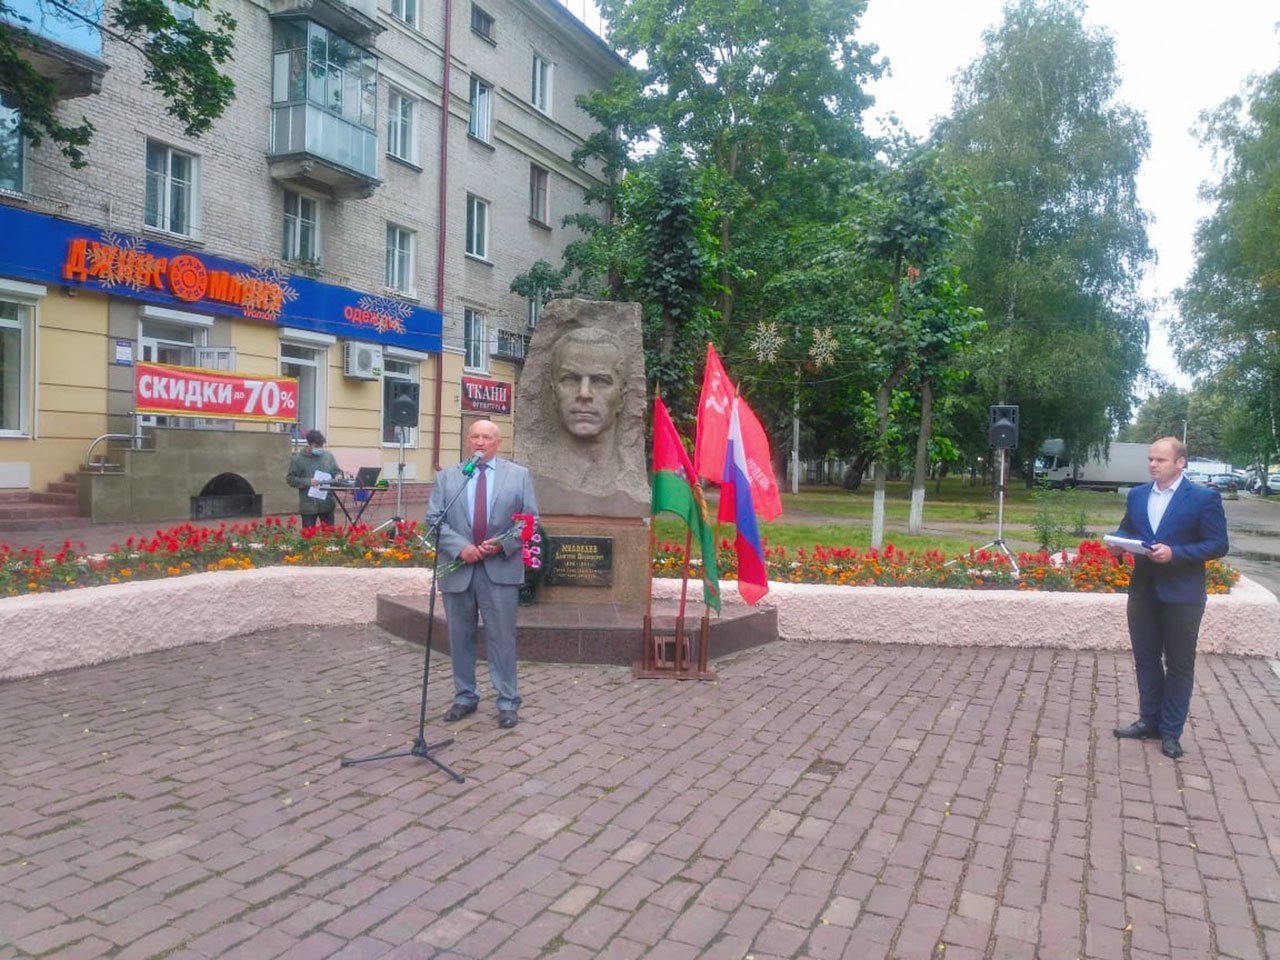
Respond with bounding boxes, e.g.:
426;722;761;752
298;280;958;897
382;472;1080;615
1035;440;1151;492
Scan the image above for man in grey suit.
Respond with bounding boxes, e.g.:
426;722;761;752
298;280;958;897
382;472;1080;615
427;419;539;729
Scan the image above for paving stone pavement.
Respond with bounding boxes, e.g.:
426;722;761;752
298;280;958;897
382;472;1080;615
3;627;1280;960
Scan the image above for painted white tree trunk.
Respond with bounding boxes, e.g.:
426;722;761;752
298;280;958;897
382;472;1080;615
908;485;925;534
871;465;887;548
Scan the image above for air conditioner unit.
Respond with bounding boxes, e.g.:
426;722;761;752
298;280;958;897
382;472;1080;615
343;342;383;380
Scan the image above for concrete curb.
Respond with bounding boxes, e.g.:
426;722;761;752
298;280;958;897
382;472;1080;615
653;575;1280;657
0;566;427;681
2;569;1276;681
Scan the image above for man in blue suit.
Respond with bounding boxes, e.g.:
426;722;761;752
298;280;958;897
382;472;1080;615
428;420;538;729
1108;437;1229;759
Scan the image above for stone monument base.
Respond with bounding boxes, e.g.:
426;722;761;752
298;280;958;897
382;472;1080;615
376;595;778;667
536;514;651;607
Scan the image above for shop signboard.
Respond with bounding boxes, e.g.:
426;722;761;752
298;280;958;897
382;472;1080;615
0;205;442;354
460;376;512;415
135;362;300;423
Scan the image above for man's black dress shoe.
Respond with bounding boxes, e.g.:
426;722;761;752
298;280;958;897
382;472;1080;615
497;710;518;729
1161;736;1184;759
442;703;477;722
1113;720;1160;740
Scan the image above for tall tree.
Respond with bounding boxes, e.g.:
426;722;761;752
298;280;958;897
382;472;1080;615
513;148;723;419
1173;67;1280;474
937;0;1152;479
588;0;881;331
3;0;237;167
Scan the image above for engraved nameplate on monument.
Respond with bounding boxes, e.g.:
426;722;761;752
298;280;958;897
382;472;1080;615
545;536;614;587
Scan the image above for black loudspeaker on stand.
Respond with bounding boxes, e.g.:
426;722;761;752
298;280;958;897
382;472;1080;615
390;382;419;427
948;404;1021;575
340;467;473;782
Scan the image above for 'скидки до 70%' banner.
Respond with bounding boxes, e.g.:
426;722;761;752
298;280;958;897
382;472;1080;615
135;361;299;423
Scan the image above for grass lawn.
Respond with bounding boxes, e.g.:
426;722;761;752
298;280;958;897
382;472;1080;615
781;478;1126;526
658;477;1126;555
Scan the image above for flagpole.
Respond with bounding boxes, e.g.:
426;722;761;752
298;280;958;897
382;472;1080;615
676;527;693;672
643;514;656;672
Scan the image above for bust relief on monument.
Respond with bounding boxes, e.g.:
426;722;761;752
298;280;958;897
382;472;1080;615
515;299;650;517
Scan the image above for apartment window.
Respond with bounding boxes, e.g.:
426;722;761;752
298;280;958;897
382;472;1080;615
385;224;415;294
468;77;491;142
391;0;417;29
0;98;23;193
0;300;31;435
387;89;418;163
282;190;320;264
529;164;549;224
463;308;487;372
382;359;419;445
465;194;488;260
280;341;327;439
531;55;552;114
471;4;495;41
527;296;542;330
144;140;196;236
166;0;196;21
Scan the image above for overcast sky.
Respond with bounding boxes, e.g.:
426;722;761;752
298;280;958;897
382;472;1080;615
859;0;1280;390
563;1;1280;389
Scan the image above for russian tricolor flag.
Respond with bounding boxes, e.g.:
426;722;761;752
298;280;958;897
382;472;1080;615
719;398;769;604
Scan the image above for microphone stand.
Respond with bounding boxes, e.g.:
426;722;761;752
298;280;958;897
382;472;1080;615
340;461;480;782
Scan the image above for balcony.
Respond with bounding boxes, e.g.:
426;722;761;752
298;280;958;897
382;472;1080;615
493;329;531;362
3;0;108;98
269;103;380;198
270;0;383;46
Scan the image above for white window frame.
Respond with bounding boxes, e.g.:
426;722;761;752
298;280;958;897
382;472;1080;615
465;194;488;260
531;55;552;114
468;76;491;143
390;0;417;29
381;358;420;447
463;308;488;373
529;164;550;224
279;330;333;440
282;189;321;264
470;4;495;42
0;281;45;438
137;308;213;429
387;88;418;164
0;97;25;195
385;223;415;295
144;139;199;237
166;0;196;22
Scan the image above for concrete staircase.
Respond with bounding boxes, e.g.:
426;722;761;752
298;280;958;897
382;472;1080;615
0;475;85;533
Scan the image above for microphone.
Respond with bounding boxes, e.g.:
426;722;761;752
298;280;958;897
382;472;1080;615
461;451;484;476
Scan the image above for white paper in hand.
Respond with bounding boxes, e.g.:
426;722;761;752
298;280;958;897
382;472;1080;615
308;470;332;500
1103;534;1150;556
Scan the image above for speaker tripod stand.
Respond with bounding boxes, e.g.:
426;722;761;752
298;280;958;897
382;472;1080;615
373;425;409;535
949;446;1020;575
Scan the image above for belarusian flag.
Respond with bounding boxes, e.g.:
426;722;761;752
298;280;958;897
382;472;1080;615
652;397;721;612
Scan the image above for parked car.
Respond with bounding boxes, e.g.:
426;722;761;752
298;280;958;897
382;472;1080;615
1210;474;1240;492
1185;471;1211;485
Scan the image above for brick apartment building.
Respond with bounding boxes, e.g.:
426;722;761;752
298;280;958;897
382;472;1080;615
0;0;622;523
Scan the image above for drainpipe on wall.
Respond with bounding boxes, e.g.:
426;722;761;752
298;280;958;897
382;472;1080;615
432;0;454;473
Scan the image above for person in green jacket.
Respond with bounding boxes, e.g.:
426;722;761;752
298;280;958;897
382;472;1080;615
286;429;344;528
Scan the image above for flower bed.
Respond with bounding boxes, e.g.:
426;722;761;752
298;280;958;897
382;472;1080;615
2;525;1240;598
1;519;431;597
652;538;1240;594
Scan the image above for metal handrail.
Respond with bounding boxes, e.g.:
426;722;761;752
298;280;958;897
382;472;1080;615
82;432;146;470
